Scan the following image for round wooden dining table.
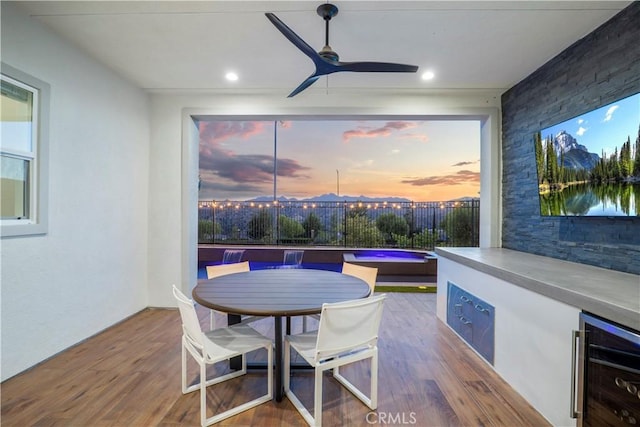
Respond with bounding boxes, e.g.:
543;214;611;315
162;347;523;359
192;268;371;402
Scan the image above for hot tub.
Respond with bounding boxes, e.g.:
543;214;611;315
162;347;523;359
343;249;437;277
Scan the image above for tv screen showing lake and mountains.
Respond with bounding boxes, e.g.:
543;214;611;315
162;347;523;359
534;92;640;217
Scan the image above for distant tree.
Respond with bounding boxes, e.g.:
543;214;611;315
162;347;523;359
393;228;438;250
302;212;322;240
343;215;384;247
198;219;221;243
534;132;544;184
347;203;368;218
328;212;342;245
592;149;608;182
610;148;621;180
620;137;632;178
278;215;304;239
544;136;559;184
403;209;419;237
634;127;640;177
439;207;479;247
376;213;409;245
247;209;272;240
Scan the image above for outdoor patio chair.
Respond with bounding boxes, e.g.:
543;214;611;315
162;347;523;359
205;261;263;329
341;262;378;294
222;249;245;264
302;262;378;332
172;285;273;426
284;294;387;427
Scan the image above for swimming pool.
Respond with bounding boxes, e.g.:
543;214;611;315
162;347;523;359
344;249;434;262
197;247;436;279
343;250;437;276
197;261;342;279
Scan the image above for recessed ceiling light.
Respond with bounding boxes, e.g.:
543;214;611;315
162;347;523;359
225;72;239;82
421;70;435;81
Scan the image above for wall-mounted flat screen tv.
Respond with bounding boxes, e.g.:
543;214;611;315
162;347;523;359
534;92;640;217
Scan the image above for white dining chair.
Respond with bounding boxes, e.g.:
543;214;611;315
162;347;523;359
284;294;386;427
341;262;378;294
302;262;378;332
172;285;273;426
205;261;263;329
206;260;250;281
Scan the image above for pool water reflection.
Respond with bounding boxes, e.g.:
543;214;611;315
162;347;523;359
197;261;342;279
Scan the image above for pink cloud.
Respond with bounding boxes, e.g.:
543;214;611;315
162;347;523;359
199;121;266;145
342;121;419;143
401;170;480;186
198;121;311;188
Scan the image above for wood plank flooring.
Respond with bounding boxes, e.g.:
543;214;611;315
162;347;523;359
1;293;551;426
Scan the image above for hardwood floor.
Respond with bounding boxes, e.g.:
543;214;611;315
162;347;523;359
1;293;551;426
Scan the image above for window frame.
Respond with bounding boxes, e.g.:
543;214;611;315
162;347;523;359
1;63;50;237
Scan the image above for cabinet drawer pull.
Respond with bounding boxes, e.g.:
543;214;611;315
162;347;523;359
460;295;471;303
458;315;472;325
454;303;463;316
475;304;489;313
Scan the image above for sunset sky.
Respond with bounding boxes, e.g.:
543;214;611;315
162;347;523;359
199;119;481;202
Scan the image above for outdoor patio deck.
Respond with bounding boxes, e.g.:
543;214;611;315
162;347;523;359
1;293;550;426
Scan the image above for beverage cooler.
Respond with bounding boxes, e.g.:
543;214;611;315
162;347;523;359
573;313;640;426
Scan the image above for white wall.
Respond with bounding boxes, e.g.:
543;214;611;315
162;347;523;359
147;92;503;307
0;3;150;381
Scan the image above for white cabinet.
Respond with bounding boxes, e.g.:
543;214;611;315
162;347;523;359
437;256;580;427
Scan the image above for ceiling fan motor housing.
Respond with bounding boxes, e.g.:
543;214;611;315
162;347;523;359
317;3;339;20
319;46;339;62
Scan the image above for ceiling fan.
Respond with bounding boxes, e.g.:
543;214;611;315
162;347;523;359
265;3;419;97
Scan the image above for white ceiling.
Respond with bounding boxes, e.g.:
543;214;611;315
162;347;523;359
17;1;632;97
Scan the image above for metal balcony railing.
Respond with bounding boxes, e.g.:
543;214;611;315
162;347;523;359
198;199;480;250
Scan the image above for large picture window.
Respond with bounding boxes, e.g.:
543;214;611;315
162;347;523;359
1;64;49;237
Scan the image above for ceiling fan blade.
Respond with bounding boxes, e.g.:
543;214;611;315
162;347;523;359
337;61;419;73
266;5;418;98
287;75;321;98
265;12;319;62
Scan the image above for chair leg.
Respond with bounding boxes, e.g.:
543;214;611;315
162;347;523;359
267;342;273;400
302;316;308;332
371;350;378;409
314;367;324;427
200;360;207;427
181;340;188;393
284;339;291;393
284;340;316;426
332;353;378;410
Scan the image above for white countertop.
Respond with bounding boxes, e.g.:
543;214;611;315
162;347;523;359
435;247;640;331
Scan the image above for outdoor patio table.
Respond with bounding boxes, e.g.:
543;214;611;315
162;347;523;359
192;268;371;402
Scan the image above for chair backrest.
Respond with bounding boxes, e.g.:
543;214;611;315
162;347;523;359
172;285;204;350
206;261;250;279
283;250;304;265
222;249;245;264
342;262;378;294
315;294;386;361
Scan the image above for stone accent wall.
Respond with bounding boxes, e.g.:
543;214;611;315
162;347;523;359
501;2;640;275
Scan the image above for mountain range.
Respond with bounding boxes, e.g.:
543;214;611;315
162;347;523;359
552;131;600;170
246;194;478;203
